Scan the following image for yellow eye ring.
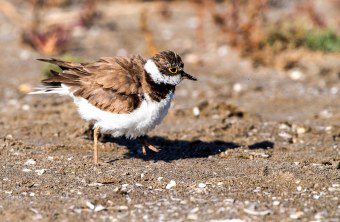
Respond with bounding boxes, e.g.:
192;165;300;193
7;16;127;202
168;67;178;74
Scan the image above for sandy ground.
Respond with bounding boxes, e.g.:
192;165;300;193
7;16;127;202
0;2;339;221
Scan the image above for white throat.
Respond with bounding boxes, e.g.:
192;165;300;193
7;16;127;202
144;59;182;85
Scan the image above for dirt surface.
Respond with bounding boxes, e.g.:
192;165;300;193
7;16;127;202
0;1;339;221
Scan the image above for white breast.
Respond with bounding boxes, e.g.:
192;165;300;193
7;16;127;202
72;92;174;138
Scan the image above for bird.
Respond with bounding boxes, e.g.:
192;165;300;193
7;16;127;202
30;50;197;164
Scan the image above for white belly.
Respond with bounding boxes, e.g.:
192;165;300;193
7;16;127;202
72;92;174;138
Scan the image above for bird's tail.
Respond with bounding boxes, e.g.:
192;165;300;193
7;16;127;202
29;58;86;95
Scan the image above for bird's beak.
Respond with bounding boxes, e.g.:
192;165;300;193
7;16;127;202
181;71;197;81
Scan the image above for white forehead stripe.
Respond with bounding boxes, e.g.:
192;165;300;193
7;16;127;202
144;59;182;85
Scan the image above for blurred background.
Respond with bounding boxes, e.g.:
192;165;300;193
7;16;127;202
0;0;339;123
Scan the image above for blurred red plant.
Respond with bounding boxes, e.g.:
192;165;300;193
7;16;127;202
0;0;98;55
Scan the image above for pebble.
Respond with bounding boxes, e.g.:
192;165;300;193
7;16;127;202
319;110;332;119
24;159;36;165
31;214;43;220
273;201;280;206
243;207;272;216
94;204;106;212
290;211;304;219
314;212;325;220
198;183;206;188
233;83;243;93
88;182;104;187
22;104;30;111
35;169;45;176
217;45;229;56
5;134;13;140
18;83;32;94
187;213;198;220
278;131;292;140
292;124;307;134
330;86;338;95
184;54;200;65
85;201;95;210
289;70;305;80
279;123;291;130
313;194;321;199
192;107;200;117
19;50;31;60
166;180;176;189
22;168;32;172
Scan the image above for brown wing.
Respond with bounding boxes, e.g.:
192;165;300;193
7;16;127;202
40;55;145;114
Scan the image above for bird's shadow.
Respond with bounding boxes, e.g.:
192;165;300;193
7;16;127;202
84;127;274;162
98;135;241;162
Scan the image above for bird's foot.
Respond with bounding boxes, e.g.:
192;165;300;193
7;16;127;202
139;138;159;155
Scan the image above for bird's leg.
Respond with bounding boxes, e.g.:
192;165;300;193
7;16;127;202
138;137;159;155
93;126;100;164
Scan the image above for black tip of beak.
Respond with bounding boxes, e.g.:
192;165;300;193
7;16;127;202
182;72;197;81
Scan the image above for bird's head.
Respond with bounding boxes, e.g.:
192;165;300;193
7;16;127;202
144;50;197;85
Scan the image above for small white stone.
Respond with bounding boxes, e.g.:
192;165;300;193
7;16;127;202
5;134;13;140
319;110;332;119
273;201;280;206
279;123;291;130
184;54;200;65
314;212;325;220
24;159;36;165
289;70;305;80
31;214;43;220
19;50;31;60
166;180;176;189
198;183;206;188
22;104;30;111
217;45;229;56
279;131;292;140
94;204;106;212
35;169;45;176
192;107;200;117
290;211;304;219
157;177;163;181
297;186;302;191
233;83;243;92
85;201;95;210
292;124;307;134
47;156;54;161
313;194;320;199
88;182;104;187
330;87;338;95
22;168;32;172
187;213;198;220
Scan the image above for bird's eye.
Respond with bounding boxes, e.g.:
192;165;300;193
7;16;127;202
168;67;178;74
